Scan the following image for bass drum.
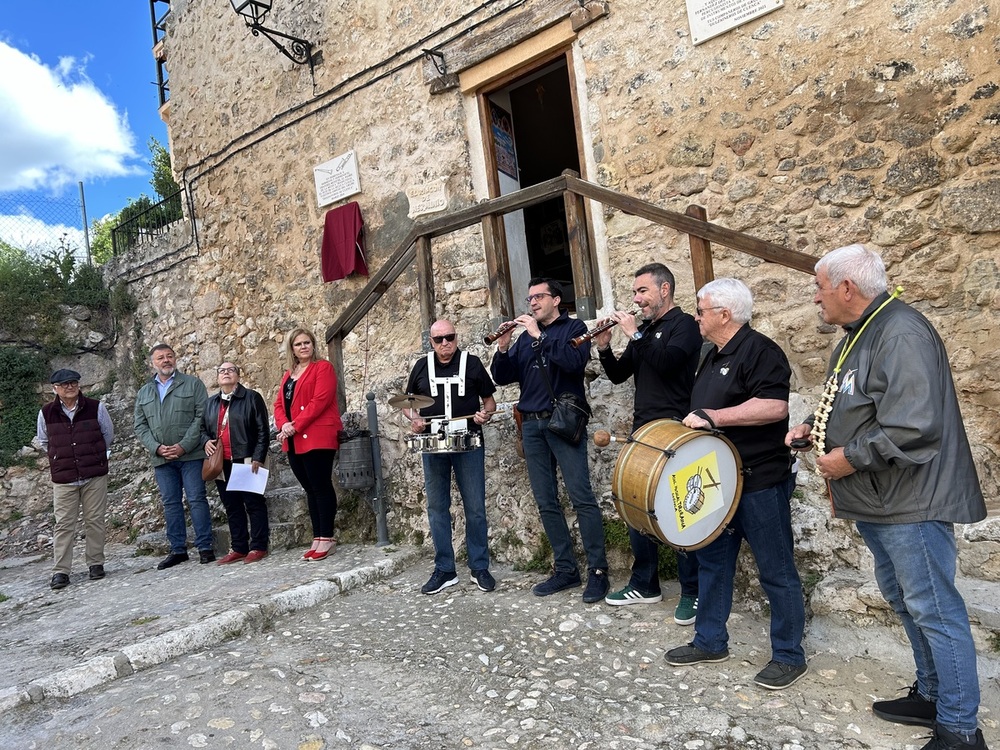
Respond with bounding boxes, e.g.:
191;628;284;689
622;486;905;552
611;419;743;551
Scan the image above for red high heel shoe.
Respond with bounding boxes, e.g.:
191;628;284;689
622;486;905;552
308;537;336;561
302;539;321;560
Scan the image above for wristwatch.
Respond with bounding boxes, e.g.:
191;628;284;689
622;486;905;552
631;331;643;341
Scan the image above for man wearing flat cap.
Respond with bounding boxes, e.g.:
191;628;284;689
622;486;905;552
36;369;115;590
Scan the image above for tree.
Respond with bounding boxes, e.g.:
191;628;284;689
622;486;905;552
149;137;180;200
90;215;115;264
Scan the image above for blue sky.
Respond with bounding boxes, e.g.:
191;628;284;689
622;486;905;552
0;1;169;255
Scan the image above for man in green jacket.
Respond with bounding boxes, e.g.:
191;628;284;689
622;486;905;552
134;344;215;569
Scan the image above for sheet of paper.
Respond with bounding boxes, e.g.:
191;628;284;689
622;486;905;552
227;462;268;495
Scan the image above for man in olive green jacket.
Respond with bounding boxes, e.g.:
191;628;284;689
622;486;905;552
134;344;214;569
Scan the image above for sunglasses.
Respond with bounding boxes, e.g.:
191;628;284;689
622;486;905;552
431;333;457;344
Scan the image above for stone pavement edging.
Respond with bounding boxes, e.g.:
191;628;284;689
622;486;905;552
0;547;422;713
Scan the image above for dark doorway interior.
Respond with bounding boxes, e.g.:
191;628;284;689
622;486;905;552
507;62;580;304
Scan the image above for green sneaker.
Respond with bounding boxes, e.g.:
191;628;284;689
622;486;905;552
604;585;663;606
674;594;698;625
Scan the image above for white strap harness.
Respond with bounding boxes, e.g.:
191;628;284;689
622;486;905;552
427;351;468;434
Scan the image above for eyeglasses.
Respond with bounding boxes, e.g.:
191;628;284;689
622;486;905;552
696;306;725;316
55;381;79;388
431;333;457;344
217;367;238;374
525;292;554;304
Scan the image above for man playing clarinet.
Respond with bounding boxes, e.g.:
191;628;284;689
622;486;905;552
595;263;703;624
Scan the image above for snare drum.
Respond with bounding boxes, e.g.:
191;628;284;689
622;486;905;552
406;430;483;454
611;419;743;551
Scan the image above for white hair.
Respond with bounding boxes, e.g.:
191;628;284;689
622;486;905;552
815;243;888;299
697;278;753;324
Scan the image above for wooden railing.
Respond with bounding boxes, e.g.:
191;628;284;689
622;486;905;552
325;172;817;407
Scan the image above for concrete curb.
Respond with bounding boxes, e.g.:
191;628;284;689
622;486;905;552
0;547;422;712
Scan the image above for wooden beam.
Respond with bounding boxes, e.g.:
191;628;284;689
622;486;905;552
564;175;817;276
327;334;347;415
563;183;595;318
415;235;435;335
481;214;514;318
686;204;715;293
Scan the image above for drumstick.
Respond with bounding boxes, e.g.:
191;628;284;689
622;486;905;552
594;430;630;447
440;409;507;422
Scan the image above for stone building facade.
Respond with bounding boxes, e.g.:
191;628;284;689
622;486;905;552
91;0;1000;590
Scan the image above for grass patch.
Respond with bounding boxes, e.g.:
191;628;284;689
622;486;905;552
989;631;1000;654
514;535;553;573
0;592;9;603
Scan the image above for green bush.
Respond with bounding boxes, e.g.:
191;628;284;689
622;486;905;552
0;347;47;462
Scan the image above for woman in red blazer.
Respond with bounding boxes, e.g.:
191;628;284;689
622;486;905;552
274;327;344;560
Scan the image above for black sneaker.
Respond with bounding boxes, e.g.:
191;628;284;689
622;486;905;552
532;570;582;596
873;681;937;727
199;550;216;564
88;564;106;580
664;643;730;666
754;660;808;690
582;568;610;603
470;569;496;592
421;569;459;594
920;724;988;750
50;573;70;590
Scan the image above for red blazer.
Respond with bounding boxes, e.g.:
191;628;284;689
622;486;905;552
273;359;343;452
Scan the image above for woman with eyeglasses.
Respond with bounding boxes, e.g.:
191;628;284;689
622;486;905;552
274;327;344;561
201;362;271;564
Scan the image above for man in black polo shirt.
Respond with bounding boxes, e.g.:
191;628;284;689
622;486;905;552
593;263;703;623
664;278;807;692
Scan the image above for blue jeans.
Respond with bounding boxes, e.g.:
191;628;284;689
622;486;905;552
423;446;489;572
521;418;608;574
154;460;213;554
628;529;699;596
856;520;981;736
693;476;805;665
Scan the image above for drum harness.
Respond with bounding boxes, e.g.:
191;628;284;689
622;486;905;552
426;350;468;436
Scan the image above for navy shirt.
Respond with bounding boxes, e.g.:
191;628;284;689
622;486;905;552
406;350;496;433
598;306;701;430
490;310;590;413
691;323;792;492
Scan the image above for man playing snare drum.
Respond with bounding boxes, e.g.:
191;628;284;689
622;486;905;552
594;263;703;622
664;278;807;692
405;319;497;595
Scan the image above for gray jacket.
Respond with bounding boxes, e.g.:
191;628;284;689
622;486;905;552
819;294;985;524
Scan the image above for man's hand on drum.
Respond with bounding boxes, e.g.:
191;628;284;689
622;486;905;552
407;411;427;433
682;409;716;430
473;409;491;426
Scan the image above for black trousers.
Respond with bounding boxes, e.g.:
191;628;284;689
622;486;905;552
216;460;270;553
287;448;337;537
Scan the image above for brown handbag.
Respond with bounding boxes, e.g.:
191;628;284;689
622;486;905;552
201;444;224;481
202;399;230;481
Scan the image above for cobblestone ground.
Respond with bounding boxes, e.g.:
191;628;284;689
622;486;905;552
2;565;996;750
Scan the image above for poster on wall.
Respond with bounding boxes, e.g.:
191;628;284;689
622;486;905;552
685;0;783;46
490;102;518;180
313;150;361;208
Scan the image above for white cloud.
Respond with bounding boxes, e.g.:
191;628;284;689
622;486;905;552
0;210;87;259
0;41;141;193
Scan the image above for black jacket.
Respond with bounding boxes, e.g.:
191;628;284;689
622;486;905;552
200;384;270;463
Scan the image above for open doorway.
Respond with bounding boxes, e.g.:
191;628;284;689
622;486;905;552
483;55;587;313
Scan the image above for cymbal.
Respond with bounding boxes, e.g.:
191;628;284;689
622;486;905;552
388;393;434;410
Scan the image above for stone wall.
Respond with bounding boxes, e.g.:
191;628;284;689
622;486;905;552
37;0;996;588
